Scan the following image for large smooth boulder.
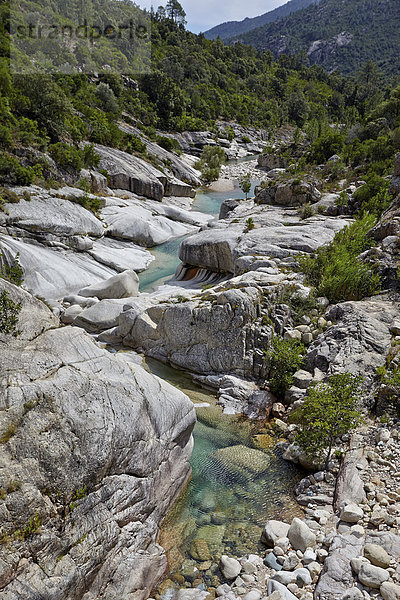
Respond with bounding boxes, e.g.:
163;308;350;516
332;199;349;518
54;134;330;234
219;555;241;579
256;180;321;207
73;298;127;332
364;543;392;568
288;518;316;552
78;270;139;300
96;144;166;200
179;229;239;274
340;504;364;524
261;520;290;547
0;279;196;600
381;582;400;600
358;563;390;589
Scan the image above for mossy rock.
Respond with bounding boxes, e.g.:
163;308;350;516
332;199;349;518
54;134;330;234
190;538;212;561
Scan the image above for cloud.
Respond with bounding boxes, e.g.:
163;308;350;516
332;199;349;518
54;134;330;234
137;0;285;33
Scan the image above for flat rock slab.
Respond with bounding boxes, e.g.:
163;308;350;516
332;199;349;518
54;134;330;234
73;298;129;332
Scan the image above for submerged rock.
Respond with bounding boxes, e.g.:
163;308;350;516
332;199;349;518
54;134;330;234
213;444;270;480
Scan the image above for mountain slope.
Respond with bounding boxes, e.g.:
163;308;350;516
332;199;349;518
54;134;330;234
232;0;400;76
204;0;321;40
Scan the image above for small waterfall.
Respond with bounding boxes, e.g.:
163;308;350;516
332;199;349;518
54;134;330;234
174;263;230;287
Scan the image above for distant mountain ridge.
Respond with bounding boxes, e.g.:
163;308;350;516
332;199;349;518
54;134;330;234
203;0;321;40
229;0;400;76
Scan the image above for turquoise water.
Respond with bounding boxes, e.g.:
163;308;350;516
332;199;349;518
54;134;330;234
145;359;303;579
139;177;258;293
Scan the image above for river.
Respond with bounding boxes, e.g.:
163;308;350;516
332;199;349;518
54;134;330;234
130;165;303;592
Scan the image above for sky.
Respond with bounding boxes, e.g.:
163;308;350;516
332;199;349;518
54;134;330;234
137;1;287;33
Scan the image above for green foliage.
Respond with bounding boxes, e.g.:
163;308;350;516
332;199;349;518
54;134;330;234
265;335;305;398
124;134;147;155
96;83;120;115
70;193;103;216
16;513;41;540
308;131;345;164
298;202;315;220
0;290;22;336
293;373;363;469
0;153;34;186
49;143;83;171
299;214;381;303
277;287;320;324
156;135;182;154
236;0;400;77
0;253;23;286
196;145;226;182
244;217;255;232
239;173;252;198
353;174;391;218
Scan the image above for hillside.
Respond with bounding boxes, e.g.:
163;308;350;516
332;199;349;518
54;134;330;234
203;0;321;41
232;0;400;76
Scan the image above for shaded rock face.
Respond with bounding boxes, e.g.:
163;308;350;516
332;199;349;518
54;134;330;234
96;144;167;201
0;279;196;600
257;153;287;171
179;230;238;274
119;286;262;375
305;299;395;386
255;180;321;207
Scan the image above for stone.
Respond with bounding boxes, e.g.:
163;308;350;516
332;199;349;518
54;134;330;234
288;518;316;552
261;520;290;548
342;589;364;600
271;402;286;418
78;269;139;300
0;279;196;600
307;561;322;579
243;591;262;600
380;582;400;600
376;429;391;443
177;591;209;600
73;298;126;332
190;539;211;561
61;304;83;324
179;229;238;274
219;556;242;580
363;544;392;569
358;563;390;589
282;552;300;571
216;584;232;597
295;568;312;587
292;370;313;390
303;549;317;565
267;580;299;600
242;561;257;575
264;552;283;571
214;444;270;480
340;504;364;523
350;557;370;574
315;533;364;600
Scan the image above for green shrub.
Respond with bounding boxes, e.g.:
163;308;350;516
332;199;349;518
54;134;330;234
82;144;100;169
292;373;363;469
353;173;391;218
49;143;83;171
244;217;255;232
125;134;147;155
299;214;381;303
156;135;182;154
265;335;305;399
0;252;23;286
72;193;103;215
0;290;22;336
195;145;226;182
298;202;315;220
0;153;34;186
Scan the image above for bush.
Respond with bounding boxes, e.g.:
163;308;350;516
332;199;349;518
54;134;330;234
49;143;83;172
353;173;391;218
265;335;305;399
244;217;255;232
298;202;315;220
292;373;363;469
299;214;381;303
125;134;147;155
0;290;21;336
82;144;100;169
0;252;23;286
156;135;182;154
0;153;34;186
195;145;226;182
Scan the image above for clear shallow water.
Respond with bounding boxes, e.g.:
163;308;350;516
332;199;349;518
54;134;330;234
145;359;303;579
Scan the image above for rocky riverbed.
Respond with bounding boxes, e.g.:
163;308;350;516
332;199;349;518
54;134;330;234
1;129;400;600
